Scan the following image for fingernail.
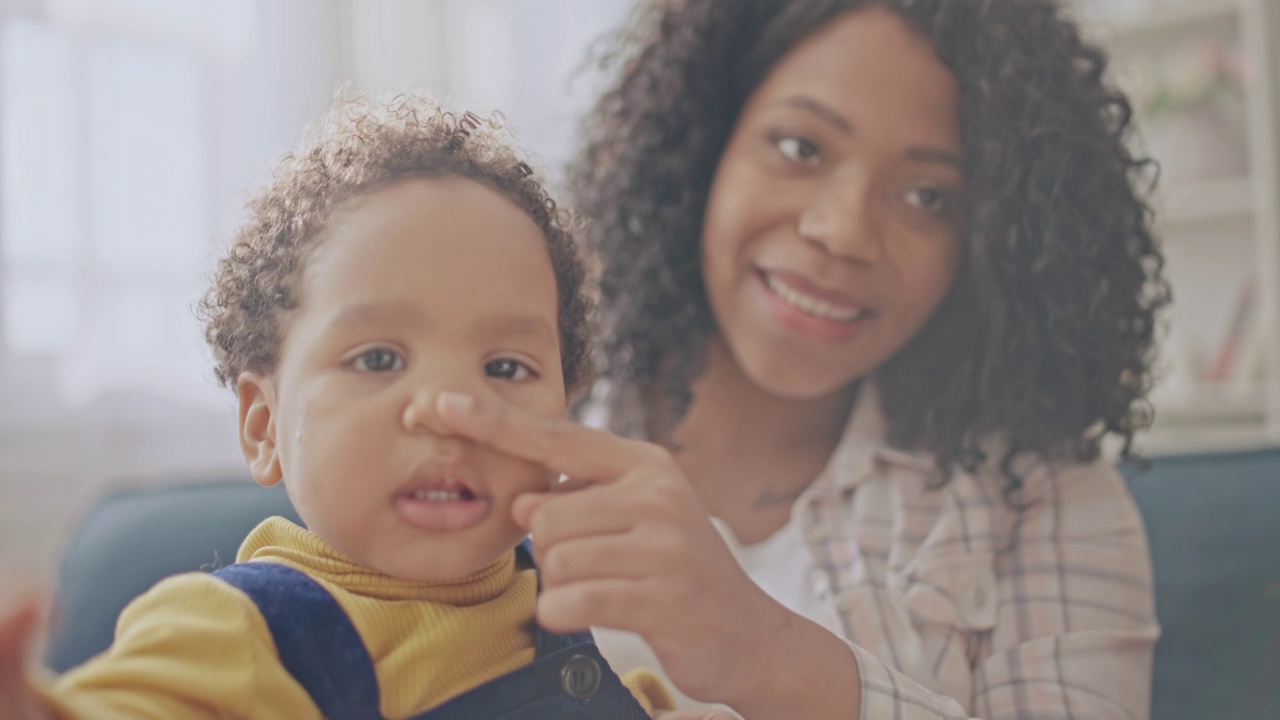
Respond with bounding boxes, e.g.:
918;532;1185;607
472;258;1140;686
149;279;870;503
437;391;475;414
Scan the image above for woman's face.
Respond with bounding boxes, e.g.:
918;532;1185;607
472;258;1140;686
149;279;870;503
701;6;964;400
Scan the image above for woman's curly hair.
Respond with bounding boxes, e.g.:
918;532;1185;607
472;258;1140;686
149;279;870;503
570;0;1170;494
200;93;595;396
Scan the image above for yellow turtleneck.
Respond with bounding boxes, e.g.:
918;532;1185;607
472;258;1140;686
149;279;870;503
36;517;672;719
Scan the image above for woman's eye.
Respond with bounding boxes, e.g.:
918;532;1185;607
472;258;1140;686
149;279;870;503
353;348;404;373
485;358;535;381
905;186;951;214
775;135;821;165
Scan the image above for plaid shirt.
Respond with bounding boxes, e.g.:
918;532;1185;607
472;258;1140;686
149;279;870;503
588;382;1159;719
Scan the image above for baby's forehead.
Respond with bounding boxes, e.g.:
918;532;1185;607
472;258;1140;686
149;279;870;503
292;182;562;325
328;176;545;241
312;177;539;247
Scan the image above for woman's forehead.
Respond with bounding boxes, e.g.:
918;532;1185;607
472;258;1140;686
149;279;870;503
748;8;960;143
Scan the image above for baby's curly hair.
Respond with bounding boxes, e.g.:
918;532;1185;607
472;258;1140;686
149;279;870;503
200;93;594;396
571;0;1170;494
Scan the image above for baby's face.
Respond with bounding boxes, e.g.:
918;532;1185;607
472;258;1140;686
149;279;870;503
241;176;565;582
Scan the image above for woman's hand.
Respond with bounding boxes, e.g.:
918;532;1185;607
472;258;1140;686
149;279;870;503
0;597;52;720
436;392;791;706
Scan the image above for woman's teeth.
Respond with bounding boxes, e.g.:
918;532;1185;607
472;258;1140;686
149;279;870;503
765;274;865;323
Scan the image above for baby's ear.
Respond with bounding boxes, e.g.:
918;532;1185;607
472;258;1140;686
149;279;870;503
236;372;282;488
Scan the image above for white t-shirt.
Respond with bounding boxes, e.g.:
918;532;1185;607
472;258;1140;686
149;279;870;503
593;513;835;711
581;383;840;708
711;515;840;633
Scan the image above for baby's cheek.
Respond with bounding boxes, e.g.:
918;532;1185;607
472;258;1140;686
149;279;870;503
499;380;567;418
486;453;557;497
520;462;559;494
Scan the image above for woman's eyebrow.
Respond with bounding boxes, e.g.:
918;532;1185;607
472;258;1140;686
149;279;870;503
905;146;964;170
775;94;852;136
775;95;964;171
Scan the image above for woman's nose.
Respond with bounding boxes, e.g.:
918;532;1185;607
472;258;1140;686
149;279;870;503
797;175;882;264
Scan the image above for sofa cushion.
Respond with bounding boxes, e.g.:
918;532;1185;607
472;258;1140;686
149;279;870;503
1124;447;1280;720
44;478;298;672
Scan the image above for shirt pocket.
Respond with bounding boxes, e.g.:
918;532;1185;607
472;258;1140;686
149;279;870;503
891;550;998;633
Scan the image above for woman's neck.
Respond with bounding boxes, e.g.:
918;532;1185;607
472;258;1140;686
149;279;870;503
667;337;857;541
674;338;854;453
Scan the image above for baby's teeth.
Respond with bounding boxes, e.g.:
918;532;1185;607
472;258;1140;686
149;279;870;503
410;489;463;502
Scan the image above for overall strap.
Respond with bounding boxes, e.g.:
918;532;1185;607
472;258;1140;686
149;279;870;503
515;538;595;657
214;562;383;720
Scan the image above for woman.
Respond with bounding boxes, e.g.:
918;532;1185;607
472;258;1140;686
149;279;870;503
438;0;1167;717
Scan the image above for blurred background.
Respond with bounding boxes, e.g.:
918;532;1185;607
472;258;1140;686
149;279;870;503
1;0;1278;581
0;0;635;580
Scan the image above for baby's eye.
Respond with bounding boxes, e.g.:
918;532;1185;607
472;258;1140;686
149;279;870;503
775;135;821;166
905;186;952;215
353;348;404;373
485;358;535;381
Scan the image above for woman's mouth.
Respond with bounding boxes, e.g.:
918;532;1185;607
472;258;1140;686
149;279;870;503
763;272;866;323
754;269;871;344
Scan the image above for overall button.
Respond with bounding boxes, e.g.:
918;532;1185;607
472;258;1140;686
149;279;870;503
561;654;602;699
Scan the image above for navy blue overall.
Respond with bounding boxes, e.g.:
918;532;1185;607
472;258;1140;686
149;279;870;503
213;545;651;720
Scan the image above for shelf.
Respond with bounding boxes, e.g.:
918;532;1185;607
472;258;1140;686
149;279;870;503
1097;0;1239;47
1152;383;1266;424
1141;382;1271;454
1137;417;1271;454
1155;175;1254;229
1097;0;1280;457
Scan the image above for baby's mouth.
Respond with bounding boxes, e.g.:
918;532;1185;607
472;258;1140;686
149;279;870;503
395;475;491;531
403;480;477;503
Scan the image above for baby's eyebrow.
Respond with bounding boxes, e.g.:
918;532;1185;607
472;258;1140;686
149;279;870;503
323;304;557;347
327;303;426;331
472;315;558;346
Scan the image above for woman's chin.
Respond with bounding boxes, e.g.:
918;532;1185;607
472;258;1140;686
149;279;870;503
740;356;864;403
712;330;869;403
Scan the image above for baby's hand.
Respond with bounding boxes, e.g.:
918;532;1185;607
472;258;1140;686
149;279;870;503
0;597;51;720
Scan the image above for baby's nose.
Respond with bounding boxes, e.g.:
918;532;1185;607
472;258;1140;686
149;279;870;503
401;387;454;436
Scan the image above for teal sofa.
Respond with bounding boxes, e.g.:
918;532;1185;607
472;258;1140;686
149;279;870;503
42;449;1280;718
1121;448;1280;719
42;479;300;673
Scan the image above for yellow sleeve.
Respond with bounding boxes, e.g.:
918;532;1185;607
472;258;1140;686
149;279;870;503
34;572;322;720
620;667;677;717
